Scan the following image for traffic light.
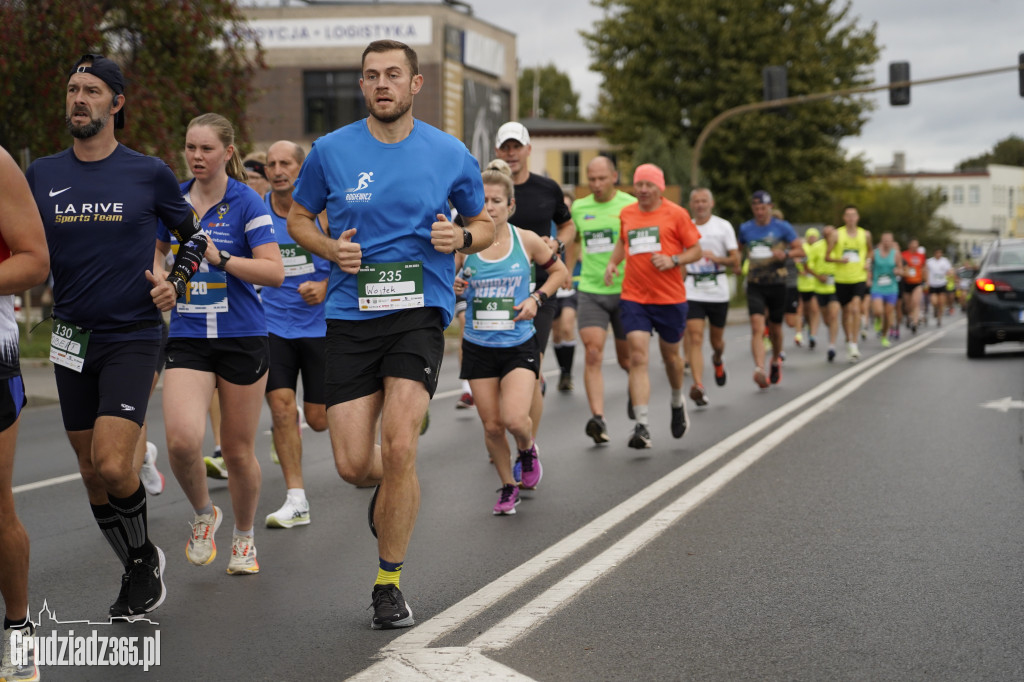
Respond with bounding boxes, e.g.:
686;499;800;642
762;66;788;101
1019;53;1023;97
889;61;910;106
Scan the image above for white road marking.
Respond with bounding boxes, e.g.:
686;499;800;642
350;327;950;679
13;472;81;494
980;396;1024;412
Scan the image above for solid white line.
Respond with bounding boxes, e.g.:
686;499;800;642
376;327;944;654
12;472;81;494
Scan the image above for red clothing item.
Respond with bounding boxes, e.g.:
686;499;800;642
619;198;701;304
902;250;925;284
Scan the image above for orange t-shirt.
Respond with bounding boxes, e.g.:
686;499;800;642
902;250;925;284
619;198;702;304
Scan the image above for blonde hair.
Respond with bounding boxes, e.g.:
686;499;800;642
187;113;247;183
482;158;514;201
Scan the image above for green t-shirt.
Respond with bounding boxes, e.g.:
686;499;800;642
571;191;638;295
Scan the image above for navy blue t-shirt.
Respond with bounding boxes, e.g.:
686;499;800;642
26;145;193;339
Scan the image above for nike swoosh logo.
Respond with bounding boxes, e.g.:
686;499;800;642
49;187;71;197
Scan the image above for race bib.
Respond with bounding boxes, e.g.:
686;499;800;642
843;249;861;263
628;226;661;254
749;240;773;260
693;272;719;290
877;275;893;287
906;266;917;277
50;318;90;373
471;297;515;331
280;244;315;277
357;261;424;311
825;275;835;286
176;271;229;314
583;229;615;254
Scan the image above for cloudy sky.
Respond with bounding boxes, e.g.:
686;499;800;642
471;0;1024;172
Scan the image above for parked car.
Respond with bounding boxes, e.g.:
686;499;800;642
966;238;1024;357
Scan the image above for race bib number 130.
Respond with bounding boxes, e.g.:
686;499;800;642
50;318;90;373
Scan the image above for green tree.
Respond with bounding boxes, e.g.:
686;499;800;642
583;0;879;226
956;135;1024;170
839;181;958;249
518;64;582;121
0;0;263;176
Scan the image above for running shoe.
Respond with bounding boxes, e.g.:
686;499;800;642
585;416;610;444
671;402;688;439
186;505;223;566
420;409;430;436
1;623;38;682
713;357;727;387
265;497;311;529
848;342;861;363
689;383;708;407
628;423;652;449
368;485;379;539
558;371;574;392
881;336;891;348
204;453;229;479
109;572;131;619
809;336;817;349
455;392;474;409
139;441;165;496
492;484;520;515
517;443;542;489
753;367;769;389
126;546;166;618
512;458;522;486
226;535;259;575
794;331;803;347
827;347;836;363
769;358;782;385
370;584;414;630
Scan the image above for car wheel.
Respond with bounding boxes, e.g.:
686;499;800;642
966;330;985;358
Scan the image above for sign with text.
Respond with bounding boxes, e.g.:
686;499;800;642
242;17;432;49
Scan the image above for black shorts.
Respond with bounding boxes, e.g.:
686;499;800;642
551;290;578;317
928;286;948;296
325;307;444;407
165;336;270;386
0;375;26;432
901;281;921;296
267;334;326;403
154;320;169;375
532;300;558;352
799;290;816;303
835;282;867;306
460;336;540;381
746;283;787;324
816;293;837;308
55;337;161;430
685;299;729;329
784;286;800;314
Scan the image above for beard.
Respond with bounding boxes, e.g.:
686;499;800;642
65;110;110;139
366;92;413;124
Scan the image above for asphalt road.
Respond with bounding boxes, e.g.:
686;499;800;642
9;313;1024;681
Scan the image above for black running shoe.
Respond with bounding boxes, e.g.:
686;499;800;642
558;372;573;392
585;416;610;444
126;546;166;619
368;485;380;539
713;358;727;387
109;571;131;620
628;423;652;449
370;584;415;630
671;403;688;439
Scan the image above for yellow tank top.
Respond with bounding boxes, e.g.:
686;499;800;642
831;227;868;284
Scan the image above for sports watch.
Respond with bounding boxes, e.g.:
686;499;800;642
218;250;232;268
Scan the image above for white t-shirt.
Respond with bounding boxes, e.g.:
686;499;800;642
685;214;738;303
925;256;953;287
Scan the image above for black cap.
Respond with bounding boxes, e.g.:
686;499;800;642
243;159;267;180
69;54;125;129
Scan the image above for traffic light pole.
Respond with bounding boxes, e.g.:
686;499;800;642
690;62;1024;187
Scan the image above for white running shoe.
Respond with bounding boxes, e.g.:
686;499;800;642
186;506;223;566
139;441;165;496
265;497;310;529
226;535;259;575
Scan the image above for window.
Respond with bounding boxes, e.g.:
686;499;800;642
562;151;580;186
968;185;980;204
304;70;362;136
952;185;964;205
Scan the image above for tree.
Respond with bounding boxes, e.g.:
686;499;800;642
956;135;1024;170
583;0;879;226
0;0;263;176
518;64;582;121
839;181;958;250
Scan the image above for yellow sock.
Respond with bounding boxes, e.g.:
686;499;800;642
375;558;402;588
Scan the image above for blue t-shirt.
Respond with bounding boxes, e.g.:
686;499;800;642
26;145;193;340
292;119;485;328
738;217;798;286
158;178;276;339
260;194;329;338
462;227;535;348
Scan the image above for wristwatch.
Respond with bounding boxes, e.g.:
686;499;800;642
169;276;186;298
671;254;681;266
458;228;473;252
218;250;232;268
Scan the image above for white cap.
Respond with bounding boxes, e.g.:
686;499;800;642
495;121;530;148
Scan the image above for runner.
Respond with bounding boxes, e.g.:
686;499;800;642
683;188;739;407
826;205;872;362
287;40;493;629
793;227;822;350
570;156;635;443
900;238;925;334
0;145;51;682
25;54;208;619
809;226;841;362
159;113;284;576
925;247;954;327
603;164;702;448
261;140;330;529
870;232;903;347
455;160;567;512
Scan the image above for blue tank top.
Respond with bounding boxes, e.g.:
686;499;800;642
871;247;899;295
462;227;535;348
260;193;330;338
